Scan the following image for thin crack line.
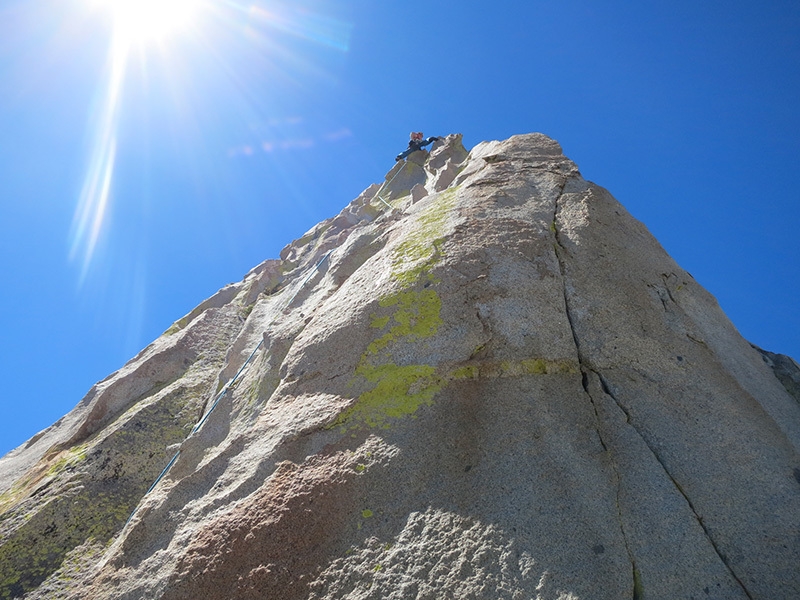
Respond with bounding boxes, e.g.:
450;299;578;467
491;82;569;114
552;184;639;600
596;372;754;600
660;273;678;305
583;371;642;600
552;178;752;600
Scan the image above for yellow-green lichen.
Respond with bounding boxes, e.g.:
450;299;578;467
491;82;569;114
370;315;390;329
336;253;448;430
470;343;486;357
0;488;140;599
440;358;578;386
288;222;332;256
517;359;548;375
451;365;480;380
1;444;88;517
361;509;374;519
45;445;87;477
367;290;443;355
338;363;442;429
633;566;643;600
164;317;188;336
0;384;206;600
391;187;459;284
479;358;578;379
0;493;13;516
0;478;30;516
334;187;463;431
333;186;577;432
335;318;444;429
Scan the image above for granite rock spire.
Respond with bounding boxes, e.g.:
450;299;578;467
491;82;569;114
1;133;798;600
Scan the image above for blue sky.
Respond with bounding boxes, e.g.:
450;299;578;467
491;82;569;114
1;0;798;457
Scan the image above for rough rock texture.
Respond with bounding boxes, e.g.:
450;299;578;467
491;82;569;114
754;345;800;404
1;133;799;600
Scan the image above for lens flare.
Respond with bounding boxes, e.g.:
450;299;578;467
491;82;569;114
103;0;200;43
69;0;354;281
69;0;201;280
118;0;199;42
69;31;128;282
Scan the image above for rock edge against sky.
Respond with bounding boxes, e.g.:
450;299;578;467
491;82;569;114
0;133;798;600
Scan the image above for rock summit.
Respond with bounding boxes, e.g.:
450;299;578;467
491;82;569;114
1;133;799;599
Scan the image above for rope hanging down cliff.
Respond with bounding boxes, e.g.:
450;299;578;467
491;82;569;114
372;160;408;210
124;249;333;528
126;155;408;528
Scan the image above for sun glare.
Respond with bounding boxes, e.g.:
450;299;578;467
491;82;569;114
71;0;203;280
107;0;200;43
71;0;354;282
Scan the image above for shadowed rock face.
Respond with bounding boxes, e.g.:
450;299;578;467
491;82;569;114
754;345;800;404
1;133;798;600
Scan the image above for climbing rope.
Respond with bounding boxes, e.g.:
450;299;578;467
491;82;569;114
372;160;408;210
126;157;408;528
124;249;333;528
191;248;333;435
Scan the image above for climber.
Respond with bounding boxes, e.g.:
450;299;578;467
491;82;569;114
395;132;440;161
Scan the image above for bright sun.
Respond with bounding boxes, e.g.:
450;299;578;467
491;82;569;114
71;0;208;277
107;0;201;43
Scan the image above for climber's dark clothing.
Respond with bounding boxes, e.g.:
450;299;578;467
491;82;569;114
396;136;440;161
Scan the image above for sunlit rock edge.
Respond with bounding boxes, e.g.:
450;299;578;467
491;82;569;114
0;133;798;600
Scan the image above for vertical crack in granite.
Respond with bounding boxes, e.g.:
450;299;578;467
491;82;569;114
594;372;755;600
552;184;754;600
3;133;796;599
551;183;639;600
660;273;678;305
